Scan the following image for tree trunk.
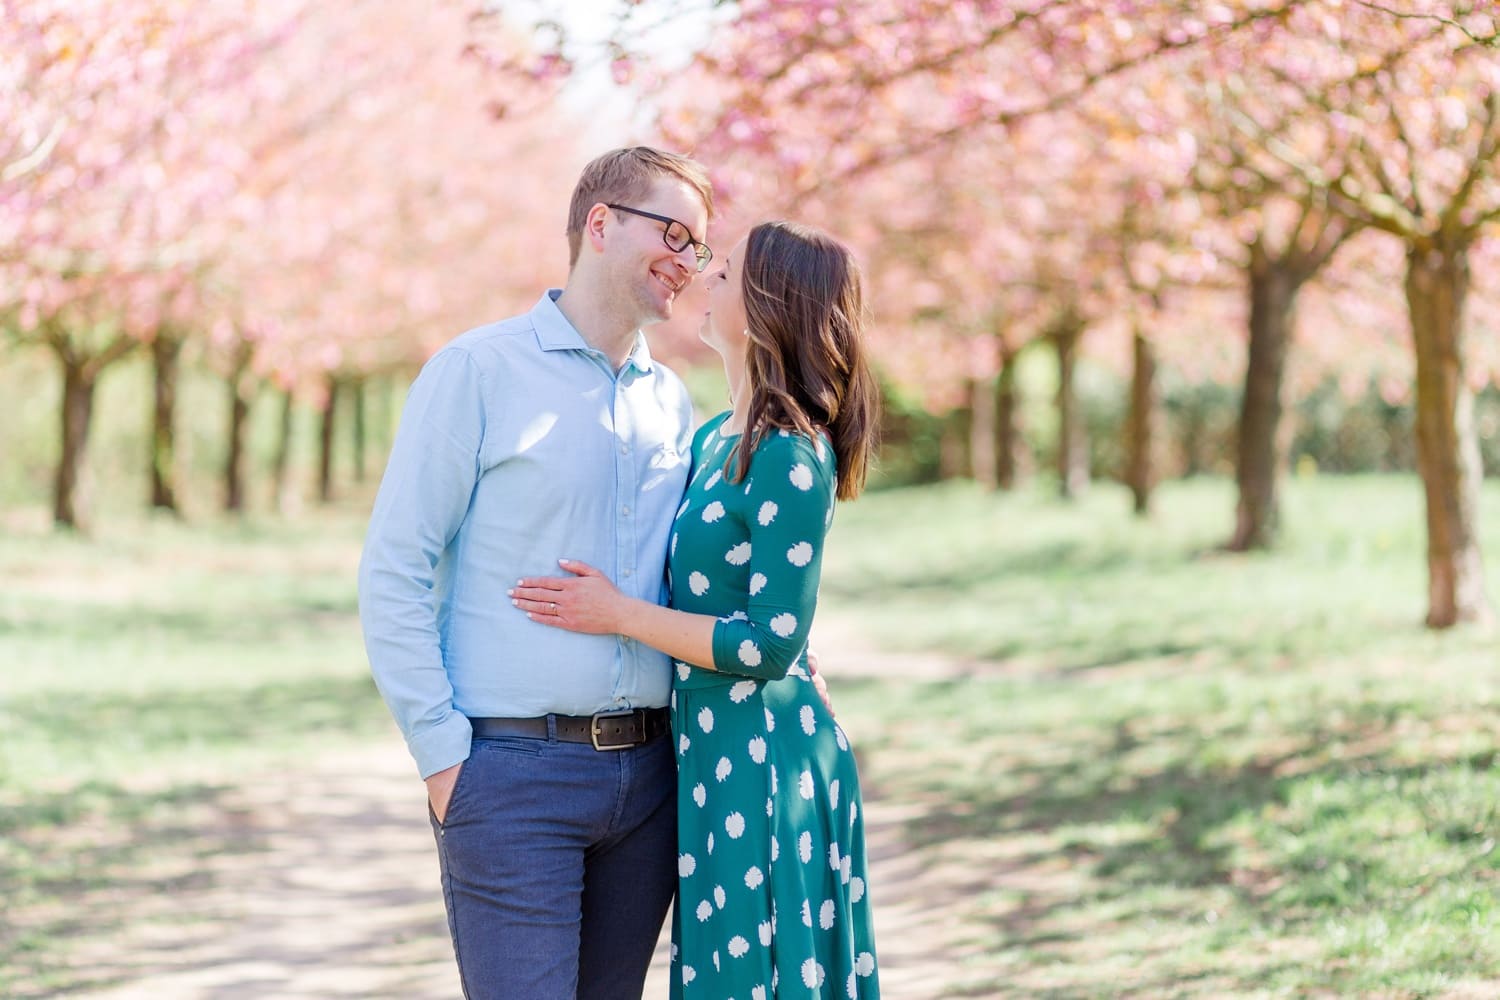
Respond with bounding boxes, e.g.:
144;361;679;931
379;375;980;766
149;332;184;514
1052;317;1088;499
937;404;971;481
53;356;98;531
377;374;399;467
970;375;997;490
41;327;136;531
273;387;298;515
1179;398;1206;478
1229;252;1300;551
351;378;368;483
318;374;338;503
1405;239;1491;628
1126;329;1157;516
224;346;254;513
995;351;1020;490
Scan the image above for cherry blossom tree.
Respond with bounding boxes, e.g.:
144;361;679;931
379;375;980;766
3;0;580;523
1193;1;1499;625
202;0;576;510
0;0;302;528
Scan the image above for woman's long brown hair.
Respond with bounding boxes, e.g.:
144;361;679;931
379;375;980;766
728;221;879;501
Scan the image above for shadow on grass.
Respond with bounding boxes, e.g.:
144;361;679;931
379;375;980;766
0;595;357;646
822;537;1174;600
0;674;388;772
840;674;1500;996
0;673;401;995
821;538;1420;678
0;779;243;990
1;726;453;999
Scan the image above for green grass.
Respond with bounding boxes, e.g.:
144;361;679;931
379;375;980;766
0;504;392;991
1;475;1497;996
820;475;1500;997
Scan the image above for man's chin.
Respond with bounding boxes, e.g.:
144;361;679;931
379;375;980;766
630;292;671;327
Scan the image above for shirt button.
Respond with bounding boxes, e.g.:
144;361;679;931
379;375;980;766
623;568;633;577
620;444;629;455
621;506;631;516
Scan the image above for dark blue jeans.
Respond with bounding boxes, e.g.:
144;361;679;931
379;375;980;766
430;728;677;1000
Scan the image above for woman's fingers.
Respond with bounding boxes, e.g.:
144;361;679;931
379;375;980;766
558;558;602;577
511;585;562;604
514;578;567;593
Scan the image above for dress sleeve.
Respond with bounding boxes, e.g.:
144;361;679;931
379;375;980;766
710;432;836;681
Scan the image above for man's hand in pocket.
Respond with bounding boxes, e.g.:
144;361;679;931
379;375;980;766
426;761;463;823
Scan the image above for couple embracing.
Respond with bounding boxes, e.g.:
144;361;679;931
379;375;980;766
358;146;881;999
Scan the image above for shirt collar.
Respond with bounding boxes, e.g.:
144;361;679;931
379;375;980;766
531;289;655;374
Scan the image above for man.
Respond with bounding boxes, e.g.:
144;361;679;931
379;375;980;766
358;146;714;999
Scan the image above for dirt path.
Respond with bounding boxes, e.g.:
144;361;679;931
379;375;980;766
46;626;991;1000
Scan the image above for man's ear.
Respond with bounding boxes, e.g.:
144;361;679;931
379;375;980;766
584;202;610;254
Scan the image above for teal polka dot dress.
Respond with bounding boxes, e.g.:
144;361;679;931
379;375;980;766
667;412;880;999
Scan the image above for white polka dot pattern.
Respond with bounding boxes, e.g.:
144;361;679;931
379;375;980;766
665;419;876;997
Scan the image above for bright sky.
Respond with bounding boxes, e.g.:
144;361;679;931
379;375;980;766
506;0;720;142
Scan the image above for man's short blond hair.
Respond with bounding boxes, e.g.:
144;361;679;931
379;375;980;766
566;147;714;267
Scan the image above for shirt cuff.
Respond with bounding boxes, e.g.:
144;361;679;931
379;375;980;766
408;712;474;779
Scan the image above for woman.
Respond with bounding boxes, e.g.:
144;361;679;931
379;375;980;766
512;220;881;999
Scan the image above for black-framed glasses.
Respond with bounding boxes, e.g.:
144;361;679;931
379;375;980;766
606;203;713;272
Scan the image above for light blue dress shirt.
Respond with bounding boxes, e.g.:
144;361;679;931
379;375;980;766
358;290;695;778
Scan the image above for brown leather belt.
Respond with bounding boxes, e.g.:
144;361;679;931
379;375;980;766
468;708;669;751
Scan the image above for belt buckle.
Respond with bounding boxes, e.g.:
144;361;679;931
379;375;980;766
590;709;639;751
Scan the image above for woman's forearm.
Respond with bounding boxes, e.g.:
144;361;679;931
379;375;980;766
613;597;719;671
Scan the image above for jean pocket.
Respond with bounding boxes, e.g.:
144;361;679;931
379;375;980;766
436;752;482;829
472;735;545;757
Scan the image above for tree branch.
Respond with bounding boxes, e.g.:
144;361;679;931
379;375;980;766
1381;90;1429;220
2;118;66;182
1447;88;1500;232
790;2;1315;206
1350;0;1499;47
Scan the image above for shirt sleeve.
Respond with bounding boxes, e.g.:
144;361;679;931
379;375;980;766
710;432;836;681
356;348;485;778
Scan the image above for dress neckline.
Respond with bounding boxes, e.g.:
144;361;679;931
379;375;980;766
713;411;744;441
